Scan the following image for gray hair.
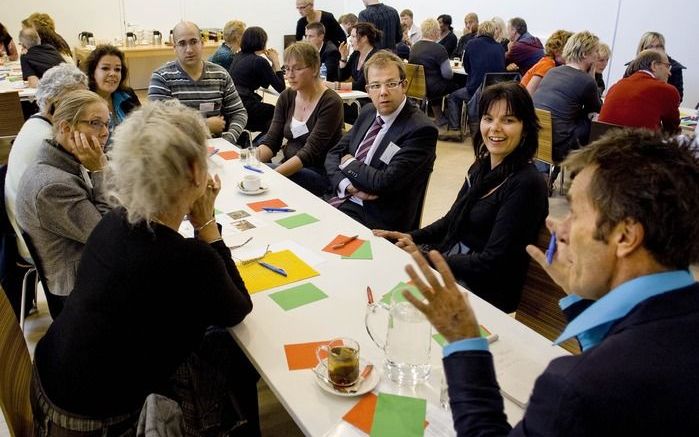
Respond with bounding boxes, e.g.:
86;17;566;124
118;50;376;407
35;63;88;113
108;100;210;224
625;49;664;77
19;27;40;48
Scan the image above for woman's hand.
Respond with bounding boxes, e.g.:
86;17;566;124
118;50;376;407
266;48;281;71
71;131;106;172
189;174;221;229
373;229;418;253
338;41;349;59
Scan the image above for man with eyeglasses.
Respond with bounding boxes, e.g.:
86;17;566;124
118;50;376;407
148;21;247;144
325;51;437;232
599;50;680;133
294;0;346;48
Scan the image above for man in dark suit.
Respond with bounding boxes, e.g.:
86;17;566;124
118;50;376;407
401;129;699;436
305;22;340;82
325;51;437;232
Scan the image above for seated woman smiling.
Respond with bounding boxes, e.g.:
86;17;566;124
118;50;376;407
31;100;259;435
375;82;548;312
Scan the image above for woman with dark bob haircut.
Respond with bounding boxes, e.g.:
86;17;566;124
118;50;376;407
85;44;141;133
375;82;549;312
228;26;285;141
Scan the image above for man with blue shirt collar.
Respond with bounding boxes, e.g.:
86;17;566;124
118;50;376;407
404;129;699;436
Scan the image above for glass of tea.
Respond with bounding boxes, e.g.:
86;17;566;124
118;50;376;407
316;338;360;386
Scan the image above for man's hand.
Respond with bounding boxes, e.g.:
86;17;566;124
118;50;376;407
373;229;418;253
506;63;519;72
526;217;573;294
403;250;481;342
206;116;225;135
70;131;106;172
338;41;349;59
346;183;378;200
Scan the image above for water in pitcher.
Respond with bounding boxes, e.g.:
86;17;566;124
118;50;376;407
384;301;432;384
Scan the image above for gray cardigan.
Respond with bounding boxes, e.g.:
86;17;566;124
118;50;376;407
15;140;111;296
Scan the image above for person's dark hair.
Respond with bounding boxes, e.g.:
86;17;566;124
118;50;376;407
564;129;699;269
85;44;129;93
437;14;454;32
509;17;528;36
305;22;326;36
441;81;540;250
240;26;267;53
0;22;10;39
350;22;382;46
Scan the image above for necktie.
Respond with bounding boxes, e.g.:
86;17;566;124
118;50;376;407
328;115;385;207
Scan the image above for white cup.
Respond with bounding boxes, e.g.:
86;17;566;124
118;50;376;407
242;174;261;191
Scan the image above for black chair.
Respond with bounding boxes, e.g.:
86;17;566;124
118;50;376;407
589;120;625;143
21;231;63;320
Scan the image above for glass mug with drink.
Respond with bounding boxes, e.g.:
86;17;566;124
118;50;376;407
315;338;360;387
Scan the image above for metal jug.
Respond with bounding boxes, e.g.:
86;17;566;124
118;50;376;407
152;30;162;45
365;287;432;385
78;32;92;47
126;32;137;47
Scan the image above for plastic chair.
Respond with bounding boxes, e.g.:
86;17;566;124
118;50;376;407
534;108;562;195
0;284;34;436
405;63;429;112
0;92;24;140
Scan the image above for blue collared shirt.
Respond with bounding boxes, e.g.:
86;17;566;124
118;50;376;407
443;270;695;357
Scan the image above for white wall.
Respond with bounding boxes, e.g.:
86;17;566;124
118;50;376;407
3;0;697;106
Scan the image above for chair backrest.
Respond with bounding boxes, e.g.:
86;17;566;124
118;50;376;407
515;225;580;354
589;119;624;143
535;108;554;164
480;72;521;93
20;232;50;298
405;63;427;101
0;92;24;140
0;285;33;437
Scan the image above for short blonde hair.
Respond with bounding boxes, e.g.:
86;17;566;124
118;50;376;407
562;31;599;64
284;42;320;77
223;20;246;45
597;42;611;60
108;100;209;224
477;20;495;38
52;89;105;136
491;17;506;41
363;50;406;82
545;30;573;57
420;18;440;40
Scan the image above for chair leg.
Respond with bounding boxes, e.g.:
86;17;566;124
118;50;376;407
547;165;555;197
20;267;37;330
559;166;566;196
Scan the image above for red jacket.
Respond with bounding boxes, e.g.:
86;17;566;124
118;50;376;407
599;71;680;132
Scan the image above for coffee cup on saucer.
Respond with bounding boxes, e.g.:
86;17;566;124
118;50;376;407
242;174;261;191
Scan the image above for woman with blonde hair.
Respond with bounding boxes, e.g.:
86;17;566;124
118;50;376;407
15;89;110;317
210;19;246;70
31;99;259;436
491;16;510;52
595;42;612;96
521;29;573;94
636;31;684;99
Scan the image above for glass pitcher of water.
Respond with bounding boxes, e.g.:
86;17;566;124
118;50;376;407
365;287;432;385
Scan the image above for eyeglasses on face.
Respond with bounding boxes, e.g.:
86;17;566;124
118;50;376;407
175;38;201;49
78;119;110;131
282;65;310;75
366;80;405;92
296;3;311;9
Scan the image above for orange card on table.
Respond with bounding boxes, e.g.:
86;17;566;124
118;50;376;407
218;150;239;160
342;392;378;434
284;340;329;370
247;198;288;212
322;234;365;257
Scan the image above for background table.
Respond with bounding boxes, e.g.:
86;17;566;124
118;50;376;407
0;62;37;101
205;138;568;436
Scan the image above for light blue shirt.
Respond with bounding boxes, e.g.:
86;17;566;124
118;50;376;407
443;270;695;357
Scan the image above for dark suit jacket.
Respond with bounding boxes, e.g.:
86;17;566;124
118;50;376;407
444;282;699;436
325;101;437;231
320;41;340;82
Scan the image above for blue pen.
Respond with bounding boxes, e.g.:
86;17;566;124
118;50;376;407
243;165;263;173
208;148;219;156
258;261;288;277
262;207;296;213
545;232;557;265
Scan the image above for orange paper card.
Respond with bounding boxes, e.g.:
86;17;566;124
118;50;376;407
218;150;239;160
343;392;378;434
322;234;365;256
284;340;329;370
247;198;288;212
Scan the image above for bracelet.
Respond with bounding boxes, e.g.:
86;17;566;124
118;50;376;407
208;238;223;245
195;217;216;232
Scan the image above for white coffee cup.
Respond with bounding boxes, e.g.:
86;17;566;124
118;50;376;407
242;174;261;191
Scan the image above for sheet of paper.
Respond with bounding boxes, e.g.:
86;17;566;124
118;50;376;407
425;403;456;437
234;240;325;268
342;240;373;260
236;249;319;293
218;150;239;160
283;340;329;370
490;342;546;409
322;234;365;257
269;283;328;311
342;392;378;434
370;393;426;437
433;325;496;347
380;282;422;305
276;213;319;229
247;198;288;212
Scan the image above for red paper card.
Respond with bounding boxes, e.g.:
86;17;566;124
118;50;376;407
321;234;365;257
283;340;329;370
247;198;288;212
342;392;378;434
218;150;239;160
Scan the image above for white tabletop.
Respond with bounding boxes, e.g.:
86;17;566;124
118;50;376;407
0;62;37;101
449;60;467;76
260;85;368;103
204;138;567;436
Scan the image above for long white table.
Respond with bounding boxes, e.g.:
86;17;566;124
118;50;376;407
0;62;37;101
205;138;568;436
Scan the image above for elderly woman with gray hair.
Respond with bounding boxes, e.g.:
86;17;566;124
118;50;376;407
5;63;88;262
30;100;258;436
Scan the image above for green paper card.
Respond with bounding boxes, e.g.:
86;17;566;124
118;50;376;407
275;213;319;229
269;283;328;311
433;325;495;346
370;393;426;437
380;282;423;305
342;240;373;260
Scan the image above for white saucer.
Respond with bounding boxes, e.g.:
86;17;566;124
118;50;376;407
313;359;379;397
237;182;268;195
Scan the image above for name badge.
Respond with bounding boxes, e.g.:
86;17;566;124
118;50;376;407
199;102;215;113
379;142;401;164
290;122;310;139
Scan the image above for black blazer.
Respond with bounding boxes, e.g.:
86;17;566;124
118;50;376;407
325;101;437;231
444;282;699;436
320;41;340;82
